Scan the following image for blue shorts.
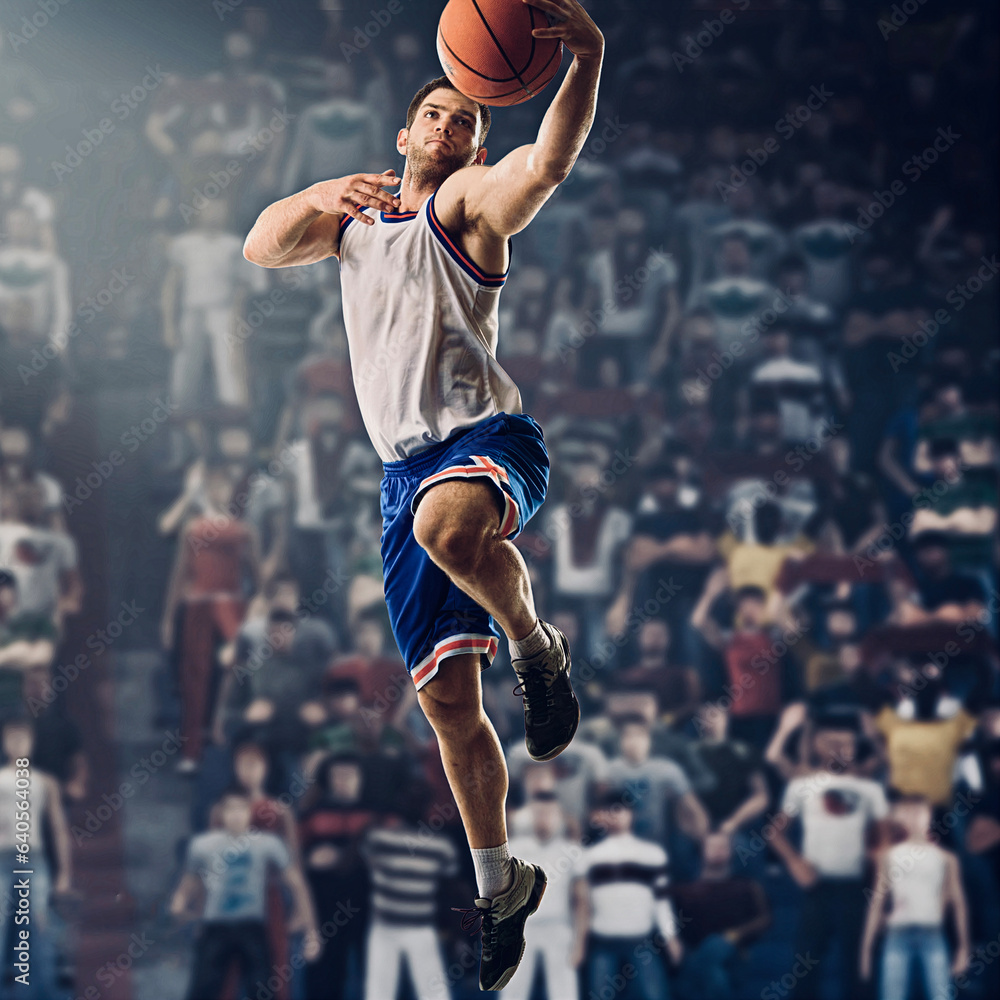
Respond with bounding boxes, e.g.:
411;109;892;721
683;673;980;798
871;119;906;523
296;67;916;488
380;413;549;690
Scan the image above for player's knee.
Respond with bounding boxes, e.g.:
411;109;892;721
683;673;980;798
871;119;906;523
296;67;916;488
419;680;481;735
414;514;482;576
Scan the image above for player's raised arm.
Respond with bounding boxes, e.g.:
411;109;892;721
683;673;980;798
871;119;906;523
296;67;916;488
461;0;604;237
243;171;401;267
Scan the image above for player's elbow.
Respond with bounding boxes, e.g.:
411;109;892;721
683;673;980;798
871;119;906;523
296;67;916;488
537;160;573;187
243;237;278;268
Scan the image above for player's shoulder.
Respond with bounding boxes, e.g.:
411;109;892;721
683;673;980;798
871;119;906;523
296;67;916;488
433;164;493;226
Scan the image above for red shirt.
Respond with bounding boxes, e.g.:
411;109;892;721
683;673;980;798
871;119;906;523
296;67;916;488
724;631;783;717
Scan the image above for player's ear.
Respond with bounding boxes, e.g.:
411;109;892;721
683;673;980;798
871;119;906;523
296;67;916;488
475;146;487;165
396;128;409;156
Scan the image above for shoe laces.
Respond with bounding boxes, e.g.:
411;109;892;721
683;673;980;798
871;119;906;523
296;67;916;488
512;665;557;726
452;904;496;957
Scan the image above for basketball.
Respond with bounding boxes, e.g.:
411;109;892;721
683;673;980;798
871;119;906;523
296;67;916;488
437;0;564;107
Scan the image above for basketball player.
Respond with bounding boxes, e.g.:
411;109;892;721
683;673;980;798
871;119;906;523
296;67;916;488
244;0;603;989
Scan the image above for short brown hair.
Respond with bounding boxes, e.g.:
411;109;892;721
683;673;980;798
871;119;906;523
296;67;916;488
405;76;491;145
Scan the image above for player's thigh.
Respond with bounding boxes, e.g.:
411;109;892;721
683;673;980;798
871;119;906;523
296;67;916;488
413;478;505;550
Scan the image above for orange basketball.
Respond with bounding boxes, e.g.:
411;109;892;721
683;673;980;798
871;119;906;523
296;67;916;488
437;0;563;107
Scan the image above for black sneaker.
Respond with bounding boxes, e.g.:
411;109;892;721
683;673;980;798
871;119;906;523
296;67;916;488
453;858;547;992
512;621;579;761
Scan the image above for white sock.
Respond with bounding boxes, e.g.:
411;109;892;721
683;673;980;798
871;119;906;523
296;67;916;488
471;843;513;899
509;620;550;661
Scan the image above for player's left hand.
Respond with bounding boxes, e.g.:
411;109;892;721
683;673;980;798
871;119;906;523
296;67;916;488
524;0;604;59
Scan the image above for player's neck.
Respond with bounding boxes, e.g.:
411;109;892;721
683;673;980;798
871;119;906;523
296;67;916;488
397;166;439;213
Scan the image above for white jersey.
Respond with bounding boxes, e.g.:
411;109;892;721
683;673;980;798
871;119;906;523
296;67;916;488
337;190;522;462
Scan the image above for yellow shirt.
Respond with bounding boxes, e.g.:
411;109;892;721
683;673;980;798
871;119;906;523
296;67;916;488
719;534;813;598
875;707;977;806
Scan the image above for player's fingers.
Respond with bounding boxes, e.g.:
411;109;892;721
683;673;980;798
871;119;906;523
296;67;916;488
357;192;395;211
359;188;400;211
531;26;566;37
366;172;401;186
523;0;567;14
346;204;374;225
357;180;400;203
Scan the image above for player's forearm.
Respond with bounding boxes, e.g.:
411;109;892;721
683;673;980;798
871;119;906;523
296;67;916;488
531;52;603;183
244;188;329;267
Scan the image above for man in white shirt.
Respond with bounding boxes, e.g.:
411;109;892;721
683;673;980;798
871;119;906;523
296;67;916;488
770;725;889;1000
0;207;70;347
162;198;268;411
0;483;81;630
573;791;682;1000
502;791;581;1000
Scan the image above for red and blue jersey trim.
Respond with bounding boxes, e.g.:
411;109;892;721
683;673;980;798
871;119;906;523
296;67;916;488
411;633;499;690
427;192;508;287
412;454;520;539
380;209;419;222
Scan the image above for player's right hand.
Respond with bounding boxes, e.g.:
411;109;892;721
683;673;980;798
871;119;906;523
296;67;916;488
307;170;401;225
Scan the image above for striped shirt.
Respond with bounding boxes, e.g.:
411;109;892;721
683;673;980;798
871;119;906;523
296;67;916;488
362;824;459;925
574;832;677;939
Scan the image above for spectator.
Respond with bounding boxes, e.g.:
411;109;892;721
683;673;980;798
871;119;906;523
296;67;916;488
0;424;65;528
896;530;988;624
221;742;304;1000
580;206;681;384
605;713;709;846
687;232;780;346
616;618;702;725
161;466;261;772
0;717;72;1000
0;482;82;631
501;789;580;1000
909;438;997;573
875;657;977;808
860;794;970;1000
573;790;683;1000
744;320;834;445
692;571;792;749
606;460;715;664
0;144;56;251
161;198;268;414
770;725;890;1000
670;832;771;1000
690;704;770;837
361;786;459;1000
217;601;336;765
170;788;320;999
0;207;70;348
299;752;376;1000
281;64;382;194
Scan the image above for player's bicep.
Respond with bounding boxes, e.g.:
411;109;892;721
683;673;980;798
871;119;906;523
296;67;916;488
465;145;563;237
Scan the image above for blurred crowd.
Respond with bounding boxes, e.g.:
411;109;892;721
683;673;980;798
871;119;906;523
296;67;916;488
0;1;998;999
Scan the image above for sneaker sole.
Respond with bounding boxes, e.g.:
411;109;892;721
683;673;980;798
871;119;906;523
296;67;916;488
481;866;548;992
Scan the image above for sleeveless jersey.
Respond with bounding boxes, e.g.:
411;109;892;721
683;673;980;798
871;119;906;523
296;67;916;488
337;190;522;462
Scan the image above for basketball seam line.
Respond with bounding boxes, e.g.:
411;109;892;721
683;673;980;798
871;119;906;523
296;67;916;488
468;0;532;95
443;42;562;101
439;31;539;85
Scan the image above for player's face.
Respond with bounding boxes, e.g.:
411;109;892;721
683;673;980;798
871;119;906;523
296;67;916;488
401;89;485;183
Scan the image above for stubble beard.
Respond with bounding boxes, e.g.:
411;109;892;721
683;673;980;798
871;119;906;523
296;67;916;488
406;143;478;189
